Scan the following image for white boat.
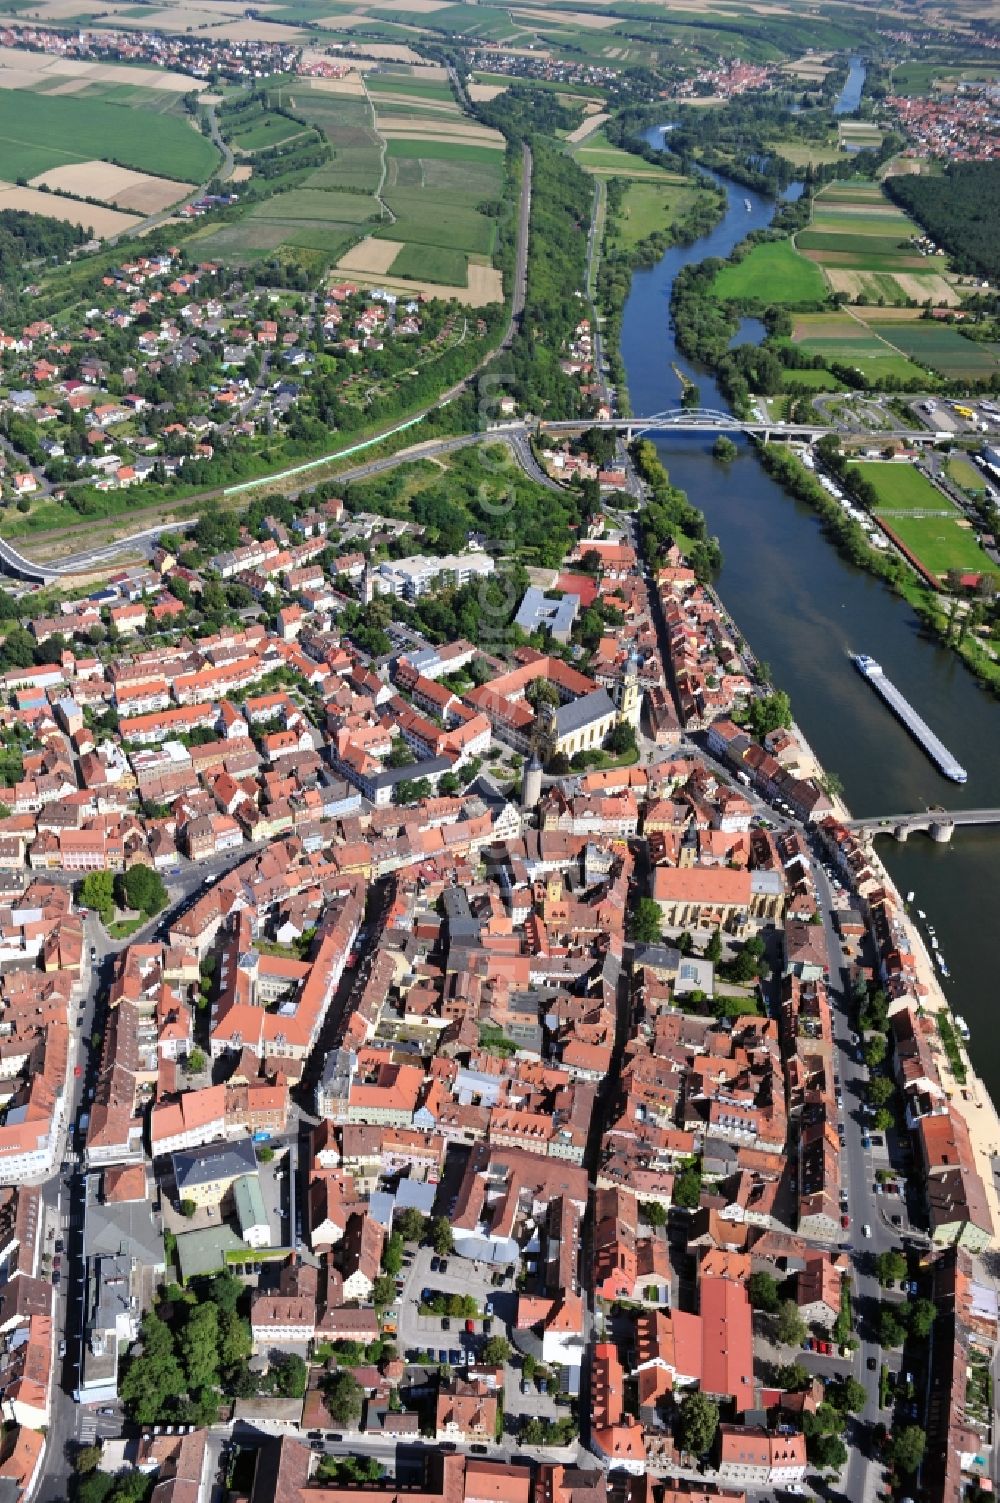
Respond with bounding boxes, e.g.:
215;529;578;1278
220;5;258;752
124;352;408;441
930;937;939;950
918;909;927;919
940;963;951;979
906;890;915;903
744;198;752;211
955;1015;970;1039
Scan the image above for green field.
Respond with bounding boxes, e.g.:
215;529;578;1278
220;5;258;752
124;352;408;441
711;238;827;304
386;138;504;166
572;129;680;179
0;88;218;181
797;231;921;263
865;321;1000;381
390;242;469;284
366;74;457;103
606;178;700;252
230;113;307;151
848;461;950;512
947;456;988;494
881;513;996;578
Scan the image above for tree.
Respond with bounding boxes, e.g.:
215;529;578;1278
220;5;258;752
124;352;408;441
809;1432;848;1473
394;1208;426;1243
831;1376;867;1414
747;1271;779;1312
677;1391;719;1457
481;1336;511;1365
706;928;723;964
909;1297;937;1339
218;1309;252;1372
864;1034;887;1068
878;1305;907;1347
776;1362;810;1392
430;1217;454;1256
116;862;168;917
774;1300;807;1347
271;1352;307;1399
179;1301;220;1393
74;1446;103;1474
868;1075;895;1108
745;690;792;740
180;1199;197;1219
325;1369;363;1427
641;1200;668;1228
890;1424;926;1475
79;870;114;919
206;1271;243;1315
606;721;636;757
875;1250;907;1286
185;1047;207;1075
713;435;738;462
382;1232;404;1277
672;1164;703;1210
372;1275;396;1310
630;897;662;945
522;1355;537;1381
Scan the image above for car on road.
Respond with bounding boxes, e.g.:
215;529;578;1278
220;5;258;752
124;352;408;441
470;1445;489;1456
99;1407;116;1416
90;947;97;961
59;1339;66;1358
54;1239;63;1253
74;1065;82;1077
867;1356;877;1371
891;1214;902;1226
862;1223;872;1238
841;1214;850;1229
52;1271;61;1286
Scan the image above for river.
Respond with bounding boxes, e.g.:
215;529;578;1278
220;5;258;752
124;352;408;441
620;127;1000;1096
834;55;866;117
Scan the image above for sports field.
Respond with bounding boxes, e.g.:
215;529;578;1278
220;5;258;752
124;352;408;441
847;461;950;512
883;514;996;579
0;87;218;181
711;238;827;304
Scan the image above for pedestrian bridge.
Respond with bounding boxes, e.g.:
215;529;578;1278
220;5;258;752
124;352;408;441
846;808;1000;843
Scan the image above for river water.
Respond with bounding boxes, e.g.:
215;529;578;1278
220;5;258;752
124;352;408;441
834;55;866;117
621;126;1000;1095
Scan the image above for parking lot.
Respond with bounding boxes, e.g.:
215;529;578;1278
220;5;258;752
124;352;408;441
396;1244;514;1360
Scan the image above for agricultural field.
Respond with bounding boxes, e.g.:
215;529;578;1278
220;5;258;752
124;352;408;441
798;183;966;308
786;312;935;385
0;86;219;181
863;319;1000;381
0;43;206;94
711;238;828;304
230;112;309;151
29;161;194;214
571;129;680;179
605;178;701;252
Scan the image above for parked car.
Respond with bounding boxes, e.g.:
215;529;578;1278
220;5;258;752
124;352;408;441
430;1257;440;1273
441;1317;451;1330
841;1214;850;1229
449;1350;461;1365
58;1339;66;1358
465;1319;475;1334
483;1319;493;1335
862;1224;872;1238
439;1259;449;1274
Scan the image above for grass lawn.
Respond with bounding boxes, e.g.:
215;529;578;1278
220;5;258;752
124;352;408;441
947;456;989;493
711;238;827;304
848;461;950;512
0;87;218;180
882;513;997;578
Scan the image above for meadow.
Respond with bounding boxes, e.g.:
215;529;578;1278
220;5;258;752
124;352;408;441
0;88;218;181
605;178;700;252
711;238;827;304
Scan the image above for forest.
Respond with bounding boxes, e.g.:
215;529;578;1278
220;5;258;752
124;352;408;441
885;162;1000;281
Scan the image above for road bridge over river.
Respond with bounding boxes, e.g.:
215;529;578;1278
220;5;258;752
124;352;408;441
847;808;1000;843
536;407;944;445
